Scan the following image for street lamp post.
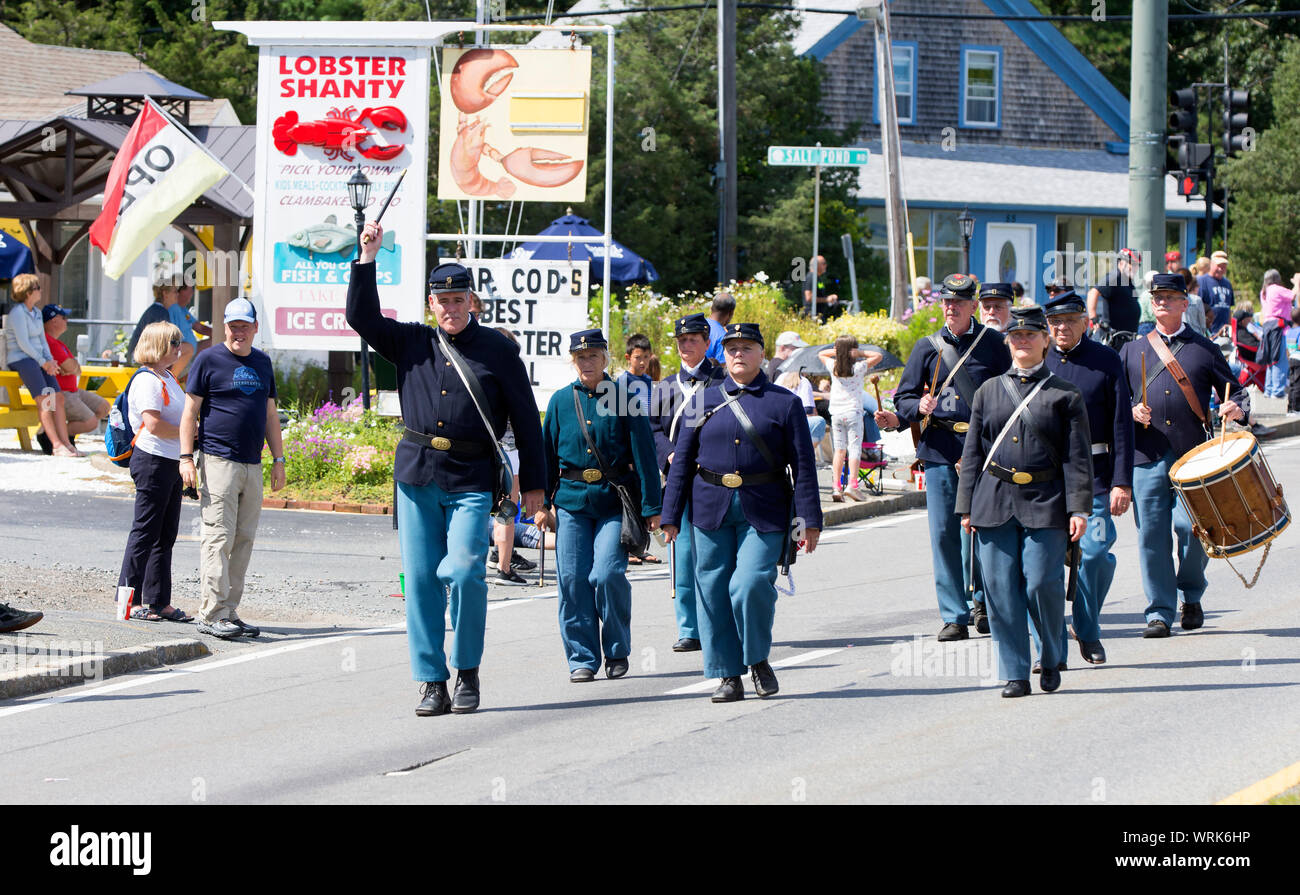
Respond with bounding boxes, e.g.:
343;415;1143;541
958;207;975;276
347;165;373;411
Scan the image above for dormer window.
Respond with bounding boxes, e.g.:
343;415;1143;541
874;41;917;126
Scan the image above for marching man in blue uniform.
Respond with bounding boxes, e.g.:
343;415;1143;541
874;273;1011;640
538;330;662;682
1119;273;1247;637
660;323;823;702
649;313;725;652
956;306;1094;698
1036;290;1135;666
348;221;545;717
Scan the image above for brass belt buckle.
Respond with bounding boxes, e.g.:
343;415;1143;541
431;436;452;451
582;468;603;483
1011;470;1032;485
952;421;970;434
721;473;743;488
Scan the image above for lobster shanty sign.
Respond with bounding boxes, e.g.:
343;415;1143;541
437;47;591;204
253;46;430;350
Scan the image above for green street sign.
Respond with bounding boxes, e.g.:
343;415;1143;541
766;145;870;167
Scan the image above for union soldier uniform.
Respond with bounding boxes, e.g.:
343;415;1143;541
1118;273;1249;636
649;313;725;649
542;330;662;681
891;274;1011;638
346;260;545;714
956;307;1094;696
661;323;823;701
1033;291;1135;666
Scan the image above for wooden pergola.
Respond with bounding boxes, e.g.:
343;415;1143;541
0;77;253;322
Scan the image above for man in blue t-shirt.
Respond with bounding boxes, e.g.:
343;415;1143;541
704;290;734;364
1197;251;1236;335
179;297;285;640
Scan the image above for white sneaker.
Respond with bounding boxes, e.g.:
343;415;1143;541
844;486;865;502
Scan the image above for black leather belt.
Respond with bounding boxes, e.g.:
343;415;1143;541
698;466;782;488
930;416;971;434
988;463;1060;485
403;428;491;456
561;467;610;484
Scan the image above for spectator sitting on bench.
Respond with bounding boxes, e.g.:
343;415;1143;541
4;273;79;456
43;304;110;449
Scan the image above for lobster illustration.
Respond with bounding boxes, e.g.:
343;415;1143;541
450;48;517;114
272;106;408;161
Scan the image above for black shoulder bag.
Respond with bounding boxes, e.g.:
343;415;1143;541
571;388;651;555
434;329;517;522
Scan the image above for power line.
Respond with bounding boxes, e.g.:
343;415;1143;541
503;4;1300;24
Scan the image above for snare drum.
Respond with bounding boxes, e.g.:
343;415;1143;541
1168;432;1290;558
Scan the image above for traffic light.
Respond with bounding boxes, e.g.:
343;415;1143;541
1178;172;1199;197
1167;87;1211;175
1170;87;1197;142
1222;89;1250;156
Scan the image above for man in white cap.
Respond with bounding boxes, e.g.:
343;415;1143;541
180;297;286;640
765;330;808;380
1197;250;1235;335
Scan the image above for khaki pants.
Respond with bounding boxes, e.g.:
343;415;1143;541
196;452;263;623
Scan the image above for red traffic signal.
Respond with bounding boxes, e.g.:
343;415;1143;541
1179;174;1198;197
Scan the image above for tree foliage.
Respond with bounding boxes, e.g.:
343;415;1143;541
1220;40;1300;293
5;1;871;299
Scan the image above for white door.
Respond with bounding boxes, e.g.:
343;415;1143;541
984;224;1036;302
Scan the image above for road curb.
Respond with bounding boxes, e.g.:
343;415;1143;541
0;638;211;701
822;489;926;525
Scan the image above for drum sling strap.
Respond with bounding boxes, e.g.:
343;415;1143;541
1146;331;1212;436
921;327;987;434
982;376;1051;473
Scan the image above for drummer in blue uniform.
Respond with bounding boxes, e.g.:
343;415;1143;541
1031;290;1134;667
649;313;726;652
874;273;1011;640
538;330;662;682
660;323;823;702
956;306;1094;697
1119;273;1247;637
347;221;545;717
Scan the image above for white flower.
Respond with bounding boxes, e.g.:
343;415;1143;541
753;271;769;283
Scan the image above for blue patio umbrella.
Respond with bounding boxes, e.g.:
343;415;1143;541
0;230;34;280
508;214;659;285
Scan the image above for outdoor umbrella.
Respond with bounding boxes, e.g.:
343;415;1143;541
0;230;34;280
779;343;903;377
508;213;659;285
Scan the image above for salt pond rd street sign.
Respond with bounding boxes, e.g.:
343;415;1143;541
766;145;870;167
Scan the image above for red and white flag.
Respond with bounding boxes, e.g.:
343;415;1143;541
89;100;226;279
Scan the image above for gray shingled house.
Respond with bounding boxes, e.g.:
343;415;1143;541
800;0;1206;301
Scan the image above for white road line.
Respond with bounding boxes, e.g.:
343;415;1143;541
817;512;926;540
664;647;846;694
0;623;404;720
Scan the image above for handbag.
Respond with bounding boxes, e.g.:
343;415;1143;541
571;387;650;554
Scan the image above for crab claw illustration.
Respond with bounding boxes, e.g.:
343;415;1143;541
450;48;518;114
500;147;586;188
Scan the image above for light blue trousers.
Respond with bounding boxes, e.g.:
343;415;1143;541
396;480;492;682
557;506;631;671
673;501;699;640
925;463;984;624
691;492;784;678
1133;453;1207;625
1031;493;1116;658
977;520;1067;682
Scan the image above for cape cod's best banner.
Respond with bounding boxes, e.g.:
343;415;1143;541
453;258;590;407
253;45;430;349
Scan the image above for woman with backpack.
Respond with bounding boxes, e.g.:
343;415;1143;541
116;321;193;622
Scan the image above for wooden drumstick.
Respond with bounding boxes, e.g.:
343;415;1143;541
872;375;883;414
1140;351;1148;429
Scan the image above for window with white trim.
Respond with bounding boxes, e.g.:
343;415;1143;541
962;49;999;128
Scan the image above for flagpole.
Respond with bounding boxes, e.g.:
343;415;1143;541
144;96;256;201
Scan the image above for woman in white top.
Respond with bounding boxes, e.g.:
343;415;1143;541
117;321;193;622
819;336;882;502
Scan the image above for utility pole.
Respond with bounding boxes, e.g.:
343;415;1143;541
866;1;908;319
717;0;737;284
1127;0;1167;283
